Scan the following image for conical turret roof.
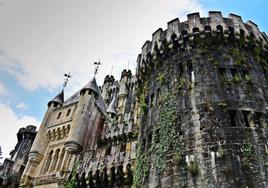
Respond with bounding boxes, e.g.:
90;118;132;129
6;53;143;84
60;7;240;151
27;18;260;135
80;77;99;95
107;96;117;115
48;89;64;106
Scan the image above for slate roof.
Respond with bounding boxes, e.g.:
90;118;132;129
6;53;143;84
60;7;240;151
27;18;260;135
62;77;110;120
48;90;64;106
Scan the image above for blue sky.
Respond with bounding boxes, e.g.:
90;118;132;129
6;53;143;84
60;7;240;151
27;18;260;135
0;0;267;161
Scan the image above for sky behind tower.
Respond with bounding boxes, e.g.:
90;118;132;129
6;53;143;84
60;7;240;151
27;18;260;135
0;0;267;161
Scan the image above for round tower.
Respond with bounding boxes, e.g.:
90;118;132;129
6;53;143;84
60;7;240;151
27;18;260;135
134;11;268;188
64;77;99;154
20;90;63;186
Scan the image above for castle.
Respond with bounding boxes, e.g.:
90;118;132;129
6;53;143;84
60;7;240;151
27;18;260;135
1;11;268;188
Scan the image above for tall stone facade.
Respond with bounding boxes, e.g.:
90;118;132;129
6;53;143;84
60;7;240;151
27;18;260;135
0;125;37;187
18;11;268;188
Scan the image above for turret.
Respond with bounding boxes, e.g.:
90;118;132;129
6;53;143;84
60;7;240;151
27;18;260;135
117;70;132;116
21;91;64;186
102;75;115;106
65;77;99;154
47;89;64;108
119;69;132;97
30;90;64;157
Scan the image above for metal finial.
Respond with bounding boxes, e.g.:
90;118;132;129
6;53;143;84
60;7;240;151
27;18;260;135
63;72;71;88
94;59;102;76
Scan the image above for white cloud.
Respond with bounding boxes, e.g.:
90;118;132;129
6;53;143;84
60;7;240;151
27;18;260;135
0;81;7;96
0;103;38;162
0;0;205;98
16;102;28;110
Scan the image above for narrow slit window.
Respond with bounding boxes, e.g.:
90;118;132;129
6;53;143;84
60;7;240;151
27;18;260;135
150;93;154;108
178;64;183;79
57;112;62;119
228;110;237;127
242;110;250;127
254;112;262;128
66;109;71;116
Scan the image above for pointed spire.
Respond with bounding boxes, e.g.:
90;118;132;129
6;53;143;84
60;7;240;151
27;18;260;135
80;77;99;96
48;89;64;107
107;95;117;116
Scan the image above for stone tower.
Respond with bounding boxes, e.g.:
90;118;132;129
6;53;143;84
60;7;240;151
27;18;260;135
0;125;37;186
133;11;268;187
20;76;108;187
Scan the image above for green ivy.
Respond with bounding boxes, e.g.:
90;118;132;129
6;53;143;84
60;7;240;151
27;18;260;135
133;144;149;187
218;102;227;108
240;142;255;172
245;74;253;84
150;93;185;174
188;160;199;176
157;72;165;85
176;78;187;92
64;161;80;188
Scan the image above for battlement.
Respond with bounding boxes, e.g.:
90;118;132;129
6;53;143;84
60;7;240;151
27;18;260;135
121;69;132;78
17;125;37;141
136;11;268;76
104;75;115;84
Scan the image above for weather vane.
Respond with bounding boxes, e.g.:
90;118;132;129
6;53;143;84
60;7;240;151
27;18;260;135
94;59;102;76
63;72;71;88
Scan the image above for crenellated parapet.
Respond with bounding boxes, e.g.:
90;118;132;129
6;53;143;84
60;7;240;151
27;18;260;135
136;11;268;81
121;69;132;79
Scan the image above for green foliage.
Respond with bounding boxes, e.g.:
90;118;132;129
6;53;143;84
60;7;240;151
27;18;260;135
229;47;247;67
223;55;230;61
64;161;80;188
232;74;242;83
218;102;227;108
133;144;149;187
240;142;255;172
208;54;219;66
245;74;253;83
150;93;185;174
140;101;148;114
157;72;165;85
188;161;199;176
176;78;187;92
221;74;230;85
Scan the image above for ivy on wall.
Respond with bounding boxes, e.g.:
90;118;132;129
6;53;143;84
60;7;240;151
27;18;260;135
150;93;185;173
133;144;149;187
64;161;80;188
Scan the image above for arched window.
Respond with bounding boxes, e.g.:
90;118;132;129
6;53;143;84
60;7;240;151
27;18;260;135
57;128;61;140
240;29;245;39
57;148;65;171
66;109;71;116
181;30;188;38
57;112;62;119
216;25;223;34
50;149;60;172
205;25;211;33
43;150;53;173
193;27;199;35
47;130;51;141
